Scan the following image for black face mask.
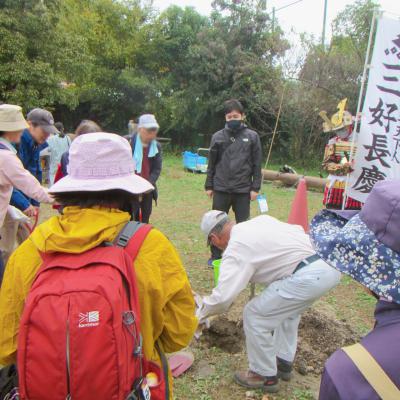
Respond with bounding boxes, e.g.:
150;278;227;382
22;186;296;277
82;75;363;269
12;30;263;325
227;119;242;131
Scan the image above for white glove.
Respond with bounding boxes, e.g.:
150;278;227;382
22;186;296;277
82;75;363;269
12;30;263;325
193;292;210;339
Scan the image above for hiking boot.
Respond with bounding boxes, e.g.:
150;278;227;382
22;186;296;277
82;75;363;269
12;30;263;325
277;357;293;381
233;370;268;389
264;376;280;394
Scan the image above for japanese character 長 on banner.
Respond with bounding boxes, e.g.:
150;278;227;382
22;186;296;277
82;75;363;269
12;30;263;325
348;15;400;203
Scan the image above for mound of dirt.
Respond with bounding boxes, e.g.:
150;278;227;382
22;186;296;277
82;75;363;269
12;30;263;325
201;309;361;375
201;317;244;353
295;308;361;375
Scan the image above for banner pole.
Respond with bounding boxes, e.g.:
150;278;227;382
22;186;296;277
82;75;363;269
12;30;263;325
342;9;379;210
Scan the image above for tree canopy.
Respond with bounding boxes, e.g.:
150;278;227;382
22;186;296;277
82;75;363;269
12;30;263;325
0;0;378;162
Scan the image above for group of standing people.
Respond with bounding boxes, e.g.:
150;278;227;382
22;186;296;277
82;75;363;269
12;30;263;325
0;98;399;400
0;104;164;278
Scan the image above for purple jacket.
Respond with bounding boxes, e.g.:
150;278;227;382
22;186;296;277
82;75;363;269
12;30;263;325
319;300;400;400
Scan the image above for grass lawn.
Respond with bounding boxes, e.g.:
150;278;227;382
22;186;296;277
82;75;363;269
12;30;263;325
149;155;375;400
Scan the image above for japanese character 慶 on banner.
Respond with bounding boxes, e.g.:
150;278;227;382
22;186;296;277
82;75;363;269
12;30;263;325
348;15;400;203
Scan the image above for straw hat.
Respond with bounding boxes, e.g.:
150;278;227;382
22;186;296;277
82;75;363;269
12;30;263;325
0;104;29;131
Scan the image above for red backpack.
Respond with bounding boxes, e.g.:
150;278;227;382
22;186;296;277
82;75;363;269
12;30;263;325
17;222;168;400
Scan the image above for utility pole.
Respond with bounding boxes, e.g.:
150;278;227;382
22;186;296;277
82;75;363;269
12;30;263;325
272;6;276;32
322;0;328;48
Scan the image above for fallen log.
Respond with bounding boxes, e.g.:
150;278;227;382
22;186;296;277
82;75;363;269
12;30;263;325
262;169;327;191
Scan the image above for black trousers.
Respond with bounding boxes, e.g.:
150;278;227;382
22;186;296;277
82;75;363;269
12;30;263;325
135;193;153;223
210;191;250;260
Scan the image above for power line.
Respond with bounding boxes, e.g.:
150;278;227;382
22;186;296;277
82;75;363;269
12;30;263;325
271;0;306;32
275;0;305;13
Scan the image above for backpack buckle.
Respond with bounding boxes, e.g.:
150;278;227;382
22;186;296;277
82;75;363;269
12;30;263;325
115;221;143;248
116;232;131;248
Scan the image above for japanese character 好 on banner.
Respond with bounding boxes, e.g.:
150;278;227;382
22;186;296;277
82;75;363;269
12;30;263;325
348;15;400;203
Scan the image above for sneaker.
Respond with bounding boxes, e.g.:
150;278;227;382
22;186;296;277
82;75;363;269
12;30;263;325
207;258;214;268
233;370;267;389
277;357;293;381
264;376;280;393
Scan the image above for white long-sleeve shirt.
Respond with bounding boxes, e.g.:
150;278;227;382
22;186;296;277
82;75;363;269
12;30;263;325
198;215;315;322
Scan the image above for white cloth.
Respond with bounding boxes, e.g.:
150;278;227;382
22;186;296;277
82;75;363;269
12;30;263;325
197;215;315;322
244;259;341;376
0;212;31;265
47;135;71;185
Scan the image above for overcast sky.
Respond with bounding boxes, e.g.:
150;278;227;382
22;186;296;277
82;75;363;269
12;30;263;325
153;0;400;40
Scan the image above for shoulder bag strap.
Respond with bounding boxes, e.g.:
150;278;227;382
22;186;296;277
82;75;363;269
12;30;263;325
342;343;400;400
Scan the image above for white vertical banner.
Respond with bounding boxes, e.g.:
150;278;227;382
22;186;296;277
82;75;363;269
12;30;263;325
348;14;400;203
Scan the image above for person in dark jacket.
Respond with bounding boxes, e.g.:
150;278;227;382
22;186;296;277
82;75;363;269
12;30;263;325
10;108;57;215
131;114;162;223
310;180;400;400
205;99;262;262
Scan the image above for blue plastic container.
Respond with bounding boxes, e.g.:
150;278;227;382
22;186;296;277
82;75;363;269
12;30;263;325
182;151;207;173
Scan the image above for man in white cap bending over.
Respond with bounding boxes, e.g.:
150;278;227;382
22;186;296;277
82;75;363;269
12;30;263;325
131;114;162;223
197;211;341;394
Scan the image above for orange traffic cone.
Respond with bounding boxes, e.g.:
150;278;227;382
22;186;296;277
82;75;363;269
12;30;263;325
288;178;309;232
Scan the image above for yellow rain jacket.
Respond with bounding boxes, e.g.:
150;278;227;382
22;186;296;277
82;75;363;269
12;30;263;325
0;207;197;398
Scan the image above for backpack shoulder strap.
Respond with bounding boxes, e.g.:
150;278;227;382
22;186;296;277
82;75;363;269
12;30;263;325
342;343;400;400
115;221;153;260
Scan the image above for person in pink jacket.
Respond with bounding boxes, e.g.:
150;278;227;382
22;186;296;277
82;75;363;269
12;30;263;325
0;104;53;280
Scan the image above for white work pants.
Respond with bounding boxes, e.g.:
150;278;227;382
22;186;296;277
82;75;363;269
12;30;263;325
243;259;341;376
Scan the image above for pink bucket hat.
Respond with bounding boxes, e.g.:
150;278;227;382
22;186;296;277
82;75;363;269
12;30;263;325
49;132;154;195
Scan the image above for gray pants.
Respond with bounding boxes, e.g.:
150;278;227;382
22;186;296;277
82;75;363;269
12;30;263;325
243;259;341;376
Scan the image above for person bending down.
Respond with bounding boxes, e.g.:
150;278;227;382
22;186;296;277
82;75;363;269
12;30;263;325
197;210;341;394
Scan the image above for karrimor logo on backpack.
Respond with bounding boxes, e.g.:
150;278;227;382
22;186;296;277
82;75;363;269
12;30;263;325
79;311;100;328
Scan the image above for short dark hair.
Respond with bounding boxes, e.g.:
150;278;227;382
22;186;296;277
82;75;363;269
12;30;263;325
54;189;140;215
224;99;244;115
55;122;64;132
75;120;102;136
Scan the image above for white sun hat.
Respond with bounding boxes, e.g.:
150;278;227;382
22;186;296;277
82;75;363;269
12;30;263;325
49;132;154;195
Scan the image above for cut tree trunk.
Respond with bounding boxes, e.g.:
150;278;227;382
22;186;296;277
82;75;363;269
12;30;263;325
262;169;327;191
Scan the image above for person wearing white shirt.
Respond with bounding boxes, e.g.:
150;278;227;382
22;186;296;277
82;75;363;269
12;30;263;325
45;122;71;185
197;210;341;394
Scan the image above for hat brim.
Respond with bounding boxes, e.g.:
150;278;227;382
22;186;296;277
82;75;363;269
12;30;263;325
41;124;59;135
138;124;159;130
310;209;400;303
49;173;154;195
0;120;29;131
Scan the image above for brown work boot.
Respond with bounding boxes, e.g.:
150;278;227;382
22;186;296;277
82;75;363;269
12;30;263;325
233;370;269;389
264;376;280;394
277;357;293;381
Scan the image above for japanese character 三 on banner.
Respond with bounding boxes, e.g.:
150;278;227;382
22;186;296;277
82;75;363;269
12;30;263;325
348;14;400;203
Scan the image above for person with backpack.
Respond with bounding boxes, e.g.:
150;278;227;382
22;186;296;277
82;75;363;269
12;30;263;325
0;132;197;400
0;104;52;280
131;114;162;223
205;99;262;264
310;180;400;400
